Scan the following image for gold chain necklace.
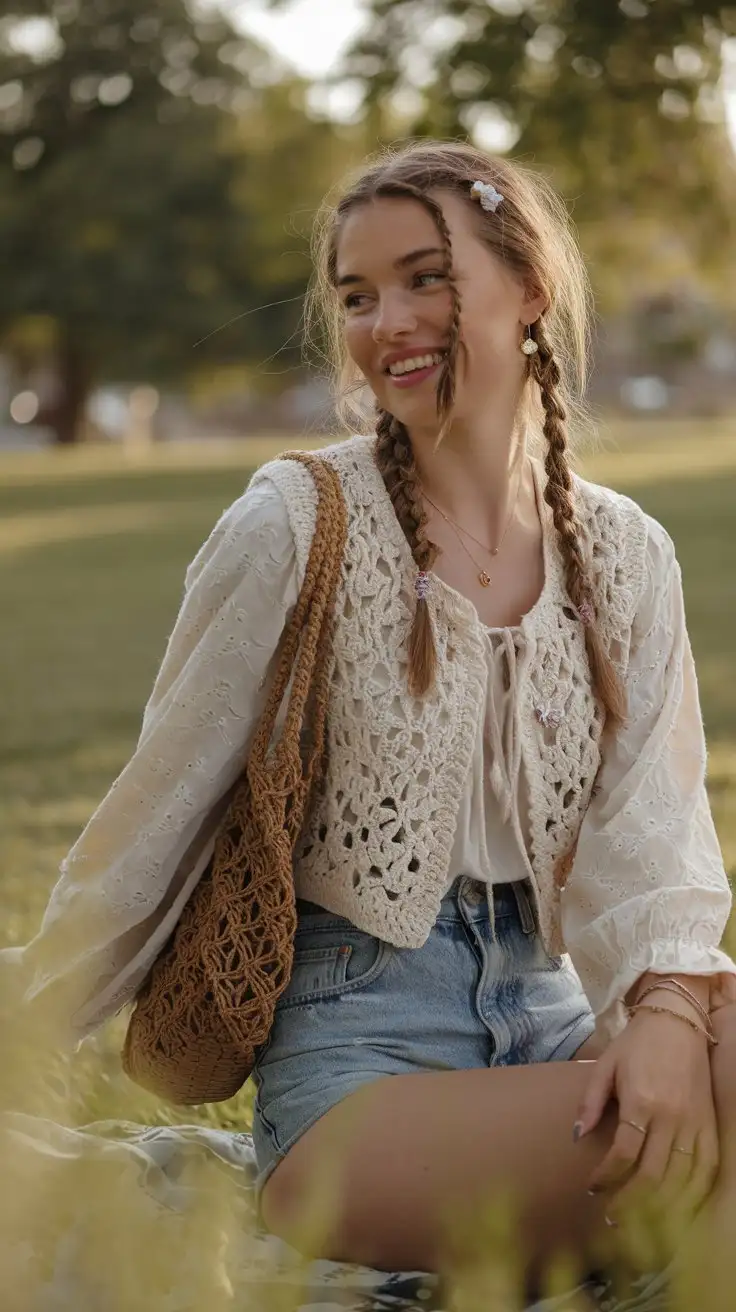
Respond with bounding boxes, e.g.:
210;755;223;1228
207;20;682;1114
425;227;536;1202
422;459;526;588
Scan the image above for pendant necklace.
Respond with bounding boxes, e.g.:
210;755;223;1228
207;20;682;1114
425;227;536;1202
422;458;526;588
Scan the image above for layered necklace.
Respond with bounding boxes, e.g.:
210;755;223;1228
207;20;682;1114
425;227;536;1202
421;456;527;588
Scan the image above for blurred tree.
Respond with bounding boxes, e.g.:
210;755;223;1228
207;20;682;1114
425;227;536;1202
0;1;352;442
336;0;736;309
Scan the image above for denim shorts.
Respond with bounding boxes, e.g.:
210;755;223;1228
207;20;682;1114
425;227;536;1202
251;875;595;1209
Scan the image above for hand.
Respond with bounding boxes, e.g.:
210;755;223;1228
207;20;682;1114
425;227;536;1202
575;1006;719;1225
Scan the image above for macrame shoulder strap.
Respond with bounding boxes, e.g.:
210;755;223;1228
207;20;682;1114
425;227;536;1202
246;450;347;797
122;450;348;1104
202;449;349;1041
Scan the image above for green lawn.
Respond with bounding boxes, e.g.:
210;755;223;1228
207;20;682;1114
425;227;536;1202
1;420;735;1130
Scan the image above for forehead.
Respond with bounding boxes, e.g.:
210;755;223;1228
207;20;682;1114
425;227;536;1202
334;190;483;278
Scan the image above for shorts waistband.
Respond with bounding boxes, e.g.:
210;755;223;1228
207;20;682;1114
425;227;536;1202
295;877;538;936
437;876;537;934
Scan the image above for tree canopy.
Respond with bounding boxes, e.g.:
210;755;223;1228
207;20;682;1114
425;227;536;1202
0;0;357;441
338;0;736;306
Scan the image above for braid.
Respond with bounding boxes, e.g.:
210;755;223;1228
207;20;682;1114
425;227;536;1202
414;194;462;431
375;411;440;697
370;180;467;698
532;321;627;726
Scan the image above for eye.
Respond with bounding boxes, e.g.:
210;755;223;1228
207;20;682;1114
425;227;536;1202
342;270;445;312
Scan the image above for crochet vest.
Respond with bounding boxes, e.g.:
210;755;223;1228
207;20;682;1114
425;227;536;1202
249;434;649;954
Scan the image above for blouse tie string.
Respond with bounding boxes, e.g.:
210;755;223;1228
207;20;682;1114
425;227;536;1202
487;630;523;826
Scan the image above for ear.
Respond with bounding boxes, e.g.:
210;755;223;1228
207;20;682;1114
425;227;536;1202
520;285;548;325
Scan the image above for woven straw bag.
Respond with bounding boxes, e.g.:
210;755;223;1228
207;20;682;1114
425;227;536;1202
122;452;348;1104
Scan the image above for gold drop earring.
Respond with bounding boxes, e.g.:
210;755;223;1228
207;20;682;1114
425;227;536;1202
520;324;539;356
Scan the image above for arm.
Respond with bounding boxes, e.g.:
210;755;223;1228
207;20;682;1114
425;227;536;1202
562;514;736;1044
16;478;301;1046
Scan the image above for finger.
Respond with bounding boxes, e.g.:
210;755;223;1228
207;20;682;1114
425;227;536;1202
611;1122;677;1217
575;1055;615;1138
678;1129;720;1219
588;1119;648;1194
659;1132;698;1204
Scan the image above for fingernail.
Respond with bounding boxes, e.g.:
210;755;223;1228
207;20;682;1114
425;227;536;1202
605;1215;618;1228
587;1188;599;1197
573;1121;585;1142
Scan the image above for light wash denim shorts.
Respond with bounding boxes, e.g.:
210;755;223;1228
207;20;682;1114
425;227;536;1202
251;875;595;1208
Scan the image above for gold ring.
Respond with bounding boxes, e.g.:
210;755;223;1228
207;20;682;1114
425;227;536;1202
673;1146;695;1156
621;1119;648;1135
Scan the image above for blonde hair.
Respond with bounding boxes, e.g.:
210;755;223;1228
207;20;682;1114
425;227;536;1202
305;139;626;725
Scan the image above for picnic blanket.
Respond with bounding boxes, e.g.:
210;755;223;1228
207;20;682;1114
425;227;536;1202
0;1114;672;1312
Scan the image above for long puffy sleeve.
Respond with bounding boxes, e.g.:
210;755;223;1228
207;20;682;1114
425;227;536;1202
16;478;301;1046
562;515;736;1042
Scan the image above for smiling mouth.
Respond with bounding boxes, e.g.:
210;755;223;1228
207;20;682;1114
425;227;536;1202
384;351;447;377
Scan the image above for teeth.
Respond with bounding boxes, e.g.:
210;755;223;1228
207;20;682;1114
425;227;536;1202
388;352;444;377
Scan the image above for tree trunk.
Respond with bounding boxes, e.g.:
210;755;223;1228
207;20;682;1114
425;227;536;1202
38;335;90;445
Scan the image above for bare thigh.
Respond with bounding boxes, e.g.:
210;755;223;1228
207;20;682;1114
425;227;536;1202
261;1050;617;1276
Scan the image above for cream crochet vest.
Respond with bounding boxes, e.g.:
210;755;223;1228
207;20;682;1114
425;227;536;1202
250;434;649;954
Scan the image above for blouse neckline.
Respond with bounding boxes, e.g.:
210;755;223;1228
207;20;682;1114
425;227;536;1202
364;436;556;636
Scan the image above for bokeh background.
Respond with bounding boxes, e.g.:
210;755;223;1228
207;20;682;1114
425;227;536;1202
1;0;736;1136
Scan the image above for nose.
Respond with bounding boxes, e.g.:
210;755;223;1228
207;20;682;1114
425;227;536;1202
371;290;418;344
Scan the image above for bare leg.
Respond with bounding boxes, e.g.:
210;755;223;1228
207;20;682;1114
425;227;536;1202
261;1009;736;1300
261;1056;619;1277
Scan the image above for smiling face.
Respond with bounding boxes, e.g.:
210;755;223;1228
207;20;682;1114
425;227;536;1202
333;189;544;434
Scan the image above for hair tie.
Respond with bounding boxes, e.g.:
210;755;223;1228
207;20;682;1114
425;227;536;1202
415;571;432;602
470;180;504;213
572;598;595;627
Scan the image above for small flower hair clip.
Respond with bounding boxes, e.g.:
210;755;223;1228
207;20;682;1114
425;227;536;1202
470;180;504;213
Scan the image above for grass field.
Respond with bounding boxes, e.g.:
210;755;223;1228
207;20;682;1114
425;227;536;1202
1;418;735;1132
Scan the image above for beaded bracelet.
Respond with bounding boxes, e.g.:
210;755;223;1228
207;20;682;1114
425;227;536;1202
635;980;711;1029
626;1002;719;1046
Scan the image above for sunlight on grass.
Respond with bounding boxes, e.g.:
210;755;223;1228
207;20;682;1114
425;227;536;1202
0;501;206;556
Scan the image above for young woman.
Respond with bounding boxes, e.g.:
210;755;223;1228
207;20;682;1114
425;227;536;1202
13;141;736;1296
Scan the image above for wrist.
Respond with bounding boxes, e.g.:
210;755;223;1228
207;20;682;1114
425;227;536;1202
629;989;704;1025
626;1002;712;1045
627;971;710;1010
626;974;716;1042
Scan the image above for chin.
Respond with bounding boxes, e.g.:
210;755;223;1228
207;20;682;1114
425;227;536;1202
374;388;442;425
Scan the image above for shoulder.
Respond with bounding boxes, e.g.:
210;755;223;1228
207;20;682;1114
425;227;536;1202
250;434;373;494
249;434;375;577
571;470;676;627
572;468;648;543
184;476;294;594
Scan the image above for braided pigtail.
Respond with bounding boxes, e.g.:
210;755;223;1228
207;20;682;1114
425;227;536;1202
370;181;467;697
374;410;440;697
531;320;627;727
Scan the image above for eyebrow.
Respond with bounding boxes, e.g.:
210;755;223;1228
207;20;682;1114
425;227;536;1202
335;246;447;289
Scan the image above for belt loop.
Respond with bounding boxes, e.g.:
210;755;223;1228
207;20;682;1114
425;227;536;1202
512;880;537;935
459;875;495;937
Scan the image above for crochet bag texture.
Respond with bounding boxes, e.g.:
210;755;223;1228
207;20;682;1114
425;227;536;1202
122;452;348;1104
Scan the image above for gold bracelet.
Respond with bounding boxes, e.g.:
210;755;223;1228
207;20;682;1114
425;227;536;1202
635;981;711;1028
664;977;712;1015
627;1002;718;1046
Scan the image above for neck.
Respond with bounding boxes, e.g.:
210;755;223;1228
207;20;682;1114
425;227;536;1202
406;400;530;534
